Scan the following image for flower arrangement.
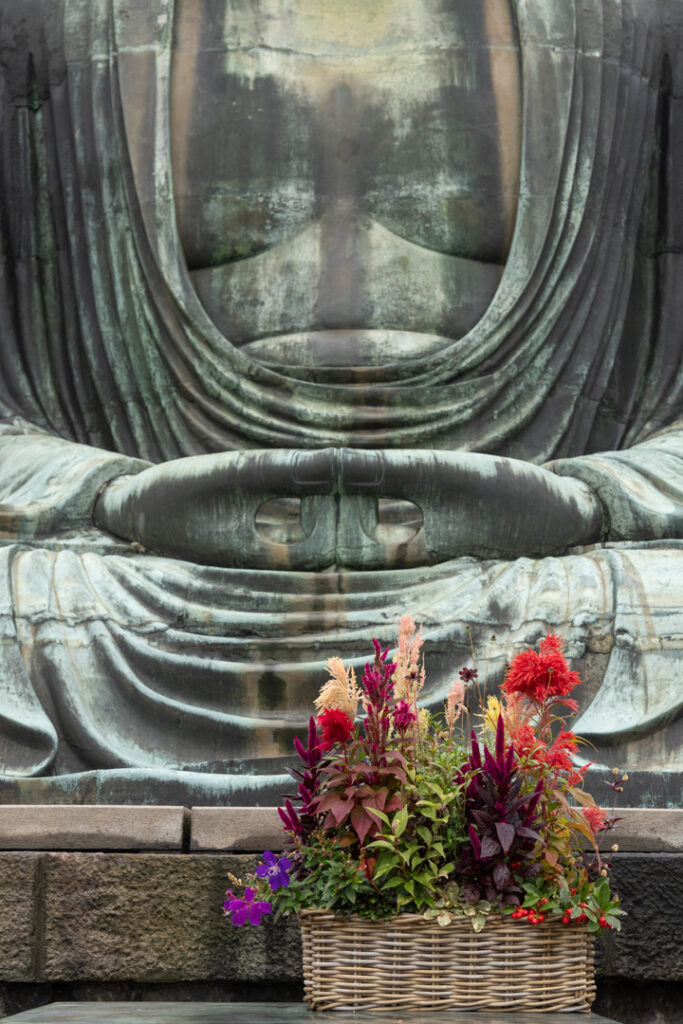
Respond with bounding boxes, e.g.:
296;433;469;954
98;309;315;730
224;618;625;937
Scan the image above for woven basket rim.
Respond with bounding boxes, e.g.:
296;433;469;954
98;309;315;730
298;907;588;927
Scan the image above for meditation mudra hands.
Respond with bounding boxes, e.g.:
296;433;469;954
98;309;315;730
94;450;604;571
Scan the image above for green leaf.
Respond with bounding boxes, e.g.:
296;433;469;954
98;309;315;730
372;851;398;883
426;782;446;802
417;871;436;888
417;826;432;845
393;807;409;838
366;808;392;828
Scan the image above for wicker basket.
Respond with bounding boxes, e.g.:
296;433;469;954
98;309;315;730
299;909;596;1013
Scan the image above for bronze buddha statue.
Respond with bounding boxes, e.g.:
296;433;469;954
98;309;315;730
0;0;681;804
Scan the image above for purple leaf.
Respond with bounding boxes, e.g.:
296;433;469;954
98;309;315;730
470;809;494;829
495;822;515;854
463;881;481;903
515;826;542;842
492;861;512;891
480;836;501;859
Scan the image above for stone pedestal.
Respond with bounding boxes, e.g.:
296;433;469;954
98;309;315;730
0;809;680;1024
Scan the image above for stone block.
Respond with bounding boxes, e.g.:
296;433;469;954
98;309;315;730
0;806;185;851
609;809;683;853
42;853;301;983
0;852;40;982
595;854;683;981
190;808;281;852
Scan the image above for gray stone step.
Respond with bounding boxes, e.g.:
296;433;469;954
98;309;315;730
0;1004;620;1024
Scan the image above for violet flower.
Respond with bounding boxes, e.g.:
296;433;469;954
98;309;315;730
224;887;272;926
255;850;292;892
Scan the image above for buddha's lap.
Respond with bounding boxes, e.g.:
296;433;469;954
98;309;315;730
2;541;681;775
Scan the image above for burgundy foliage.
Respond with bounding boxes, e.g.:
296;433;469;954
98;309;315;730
457;716;544;904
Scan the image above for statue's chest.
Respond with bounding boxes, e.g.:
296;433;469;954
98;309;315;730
171;0;521;270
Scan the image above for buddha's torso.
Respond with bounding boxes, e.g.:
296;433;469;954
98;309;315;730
171;0;521;371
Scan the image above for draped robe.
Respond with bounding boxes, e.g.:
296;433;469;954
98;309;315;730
0;0;681;803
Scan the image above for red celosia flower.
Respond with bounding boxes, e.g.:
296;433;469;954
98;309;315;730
317;708;355;751
503;633;580;703
509;722;539;760
582;805;609;834
510;722;584;783
544;726;578;772
392;699;417;734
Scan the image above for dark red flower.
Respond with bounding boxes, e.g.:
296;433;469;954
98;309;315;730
317;708;355;751
459;666;478;683
392;699;417;734
503;633;580;703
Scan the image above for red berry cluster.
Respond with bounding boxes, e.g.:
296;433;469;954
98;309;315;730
560;896;612;928
512;891;614;929
511;896;550;925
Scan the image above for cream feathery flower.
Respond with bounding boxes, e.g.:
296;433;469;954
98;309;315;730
445;678;465;731
314;657;361;718
393;614;425;704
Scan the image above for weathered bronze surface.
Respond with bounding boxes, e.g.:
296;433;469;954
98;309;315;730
0;0;681;803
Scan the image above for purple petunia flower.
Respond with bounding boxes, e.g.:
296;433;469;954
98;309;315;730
255;850;292;892
224;886;272;926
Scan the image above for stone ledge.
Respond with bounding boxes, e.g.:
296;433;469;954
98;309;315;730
608;808;683;853
0;806;186;851
190;807;280;852
189;806;683;853
0;806;680;853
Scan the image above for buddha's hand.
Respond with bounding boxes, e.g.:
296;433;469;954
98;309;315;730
93;448;604;570
93;449;339;570
335;450;604;570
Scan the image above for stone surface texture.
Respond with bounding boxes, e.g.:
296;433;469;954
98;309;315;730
190;808;281;852
595;854;683;982
0;851;678;988
0;853;40;982
0;807;185;851
40;854;300;983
